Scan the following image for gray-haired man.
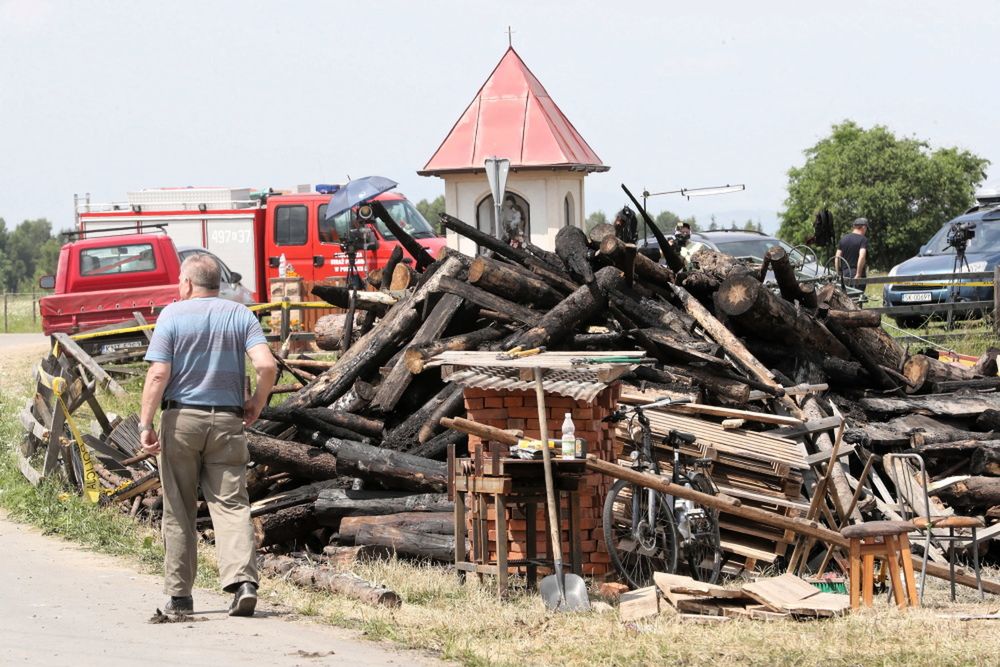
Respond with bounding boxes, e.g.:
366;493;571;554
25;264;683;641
139;253;277;616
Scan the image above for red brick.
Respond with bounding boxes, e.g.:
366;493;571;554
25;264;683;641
589;551;611;563
506;418;526;429
507;406;538;419
465;398;485;410
503;395;524;407
484;396;504;408
599;582;629;600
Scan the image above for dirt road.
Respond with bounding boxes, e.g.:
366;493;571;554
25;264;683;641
0;334;442;666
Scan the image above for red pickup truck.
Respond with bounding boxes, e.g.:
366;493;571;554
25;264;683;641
39;230;253;352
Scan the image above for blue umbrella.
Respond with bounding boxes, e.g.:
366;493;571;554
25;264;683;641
324;176;398;219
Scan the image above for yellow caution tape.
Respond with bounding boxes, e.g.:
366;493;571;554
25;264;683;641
51;376;101;504
887;281;993;288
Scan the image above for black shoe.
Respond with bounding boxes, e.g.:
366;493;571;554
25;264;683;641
164;595;193;615
228;582;257;617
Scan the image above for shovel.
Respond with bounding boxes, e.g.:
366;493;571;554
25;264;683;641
533;367;590;612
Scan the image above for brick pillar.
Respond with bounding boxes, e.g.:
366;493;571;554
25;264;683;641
463;384;620;578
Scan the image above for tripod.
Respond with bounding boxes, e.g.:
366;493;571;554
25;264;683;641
340;222;365;352
947;244;971;330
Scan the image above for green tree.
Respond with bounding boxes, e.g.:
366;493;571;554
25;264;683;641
779;121;989;269
585;210;608;233
415;196;446;235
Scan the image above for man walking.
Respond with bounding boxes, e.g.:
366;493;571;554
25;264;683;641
836;217;869;280
138;254;277;617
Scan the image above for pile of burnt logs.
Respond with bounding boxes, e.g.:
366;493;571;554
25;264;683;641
210;207;1000;579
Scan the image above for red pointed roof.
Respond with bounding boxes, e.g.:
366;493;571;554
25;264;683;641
418;47;608;175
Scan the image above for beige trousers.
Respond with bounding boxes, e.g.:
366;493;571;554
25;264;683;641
159;408;257;596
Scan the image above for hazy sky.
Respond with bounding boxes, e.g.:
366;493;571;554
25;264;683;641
2;1;998;234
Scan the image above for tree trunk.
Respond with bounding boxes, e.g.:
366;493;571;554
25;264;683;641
555;225;595;284
382;382;462;451
402;325;508;374
817;283;904;370
514;266;625;349
282;256;463;411
246;432;338;481
380;245;404;290
931;377;1000;393
408;429;467;460
596;235;637;285
339;512;454;541
314;489;452;525
350;524;455;562
389;262;418;290
260;554;401;607
253;504;318;548
312;434;448;492
468;255;563;306
314;314;362;351
436;275;541;326
440;417;521;447
370;293;464;412
632;364;751;405
439;213;577;291
976;409;1000;432
902;354;977;394
668;284;787;398
302;408;384;438
936;476;1000;510
717;274;850;360
765;245;815;307
417;383;465;444
972;348;1000;377
824;309;881;328
859;392;1000;419
310;285;396;314
971;446;1000;475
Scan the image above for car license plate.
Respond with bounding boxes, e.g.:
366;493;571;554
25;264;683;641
100;339;145;354
901;292;933;303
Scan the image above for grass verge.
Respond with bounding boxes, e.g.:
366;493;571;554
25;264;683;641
3;350;1000;666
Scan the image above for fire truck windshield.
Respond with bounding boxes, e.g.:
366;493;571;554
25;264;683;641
319;199;438;243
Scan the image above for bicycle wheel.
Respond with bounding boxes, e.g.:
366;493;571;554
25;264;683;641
602;478;679;588
677;473;723;584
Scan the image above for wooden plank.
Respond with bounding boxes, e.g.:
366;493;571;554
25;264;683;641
664;403;803;426
619;586;661;621
53;332;127;398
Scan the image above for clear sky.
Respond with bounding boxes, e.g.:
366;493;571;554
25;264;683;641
2;1;998;234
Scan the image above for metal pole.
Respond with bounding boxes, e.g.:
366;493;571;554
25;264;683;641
994;266;1000;336
3;292;7;333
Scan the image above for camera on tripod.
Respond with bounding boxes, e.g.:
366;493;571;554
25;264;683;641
946;221;976;252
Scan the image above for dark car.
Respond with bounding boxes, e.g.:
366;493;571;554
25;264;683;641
640;229;829;279
882;203;1000;325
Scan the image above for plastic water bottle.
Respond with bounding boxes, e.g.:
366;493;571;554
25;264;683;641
278;253;288;278
560;413;575;460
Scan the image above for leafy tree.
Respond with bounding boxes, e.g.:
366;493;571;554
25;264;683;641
415;196;447;235
708;220;719;231
779;121;989;269
655;210;680;230
585;210;608;233
0;218;63;292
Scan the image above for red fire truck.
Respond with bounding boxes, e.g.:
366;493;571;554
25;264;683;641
75;186;446;302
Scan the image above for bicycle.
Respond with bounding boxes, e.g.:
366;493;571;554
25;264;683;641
602;398;723;588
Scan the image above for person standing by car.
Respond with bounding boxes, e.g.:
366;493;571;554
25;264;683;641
138;253;277;617
836;217;869;280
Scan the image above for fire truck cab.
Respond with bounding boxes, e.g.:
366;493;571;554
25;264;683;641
76;186;445;302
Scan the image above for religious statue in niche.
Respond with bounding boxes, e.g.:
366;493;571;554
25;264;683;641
500;195;528;248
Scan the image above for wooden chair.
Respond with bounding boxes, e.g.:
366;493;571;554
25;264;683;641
884;453;985;601
841;520;919;610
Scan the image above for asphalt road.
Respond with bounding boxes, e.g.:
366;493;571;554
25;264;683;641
0;333;441;666
0;513;440;666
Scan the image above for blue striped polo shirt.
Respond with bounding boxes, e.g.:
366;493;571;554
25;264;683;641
145;297;268;407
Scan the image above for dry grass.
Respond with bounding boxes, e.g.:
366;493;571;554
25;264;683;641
259;557;1000;667
4;340;1000;666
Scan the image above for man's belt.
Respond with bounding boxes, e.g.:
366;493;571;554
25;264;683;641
161;400;244;417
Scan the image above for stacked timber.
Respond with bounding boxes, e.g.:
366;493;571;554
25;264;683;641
19;206;1000;596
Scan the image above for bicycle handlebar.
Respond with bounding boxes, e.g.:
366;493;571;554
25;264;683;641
603;398;692;423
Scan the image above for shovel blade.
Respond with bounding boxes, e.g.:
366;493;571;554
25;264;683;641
540;573;591;612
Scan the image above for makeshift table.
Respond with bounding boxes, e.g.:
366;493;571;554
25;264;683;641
449;449;587;597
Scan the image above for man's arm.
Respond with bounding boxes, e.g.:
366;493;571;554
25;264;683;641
834;248;844;272
855;248;867;279
244;343;278;425
139;361;171;455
